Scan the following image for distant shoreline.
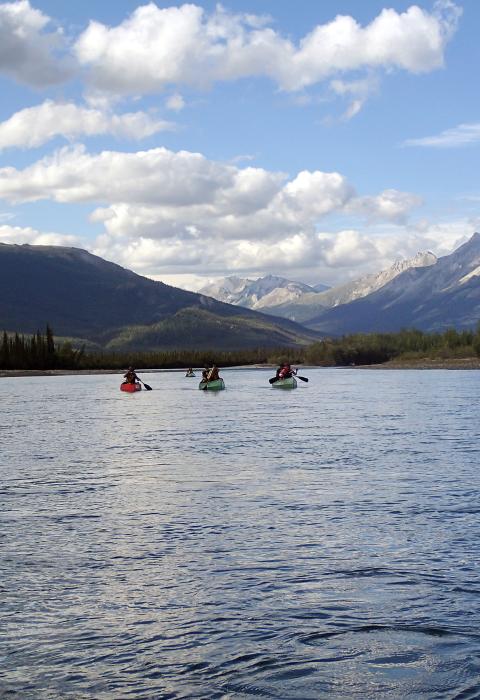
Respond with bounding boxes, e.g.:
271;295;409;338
353;357;480;370
2;358;480;378
0;366;274;378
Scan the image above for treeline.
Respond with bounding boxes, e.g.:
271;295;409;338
67;346;304;370
0;326;85;370
2;326;480;371
304;327;480;366
0;326;301;370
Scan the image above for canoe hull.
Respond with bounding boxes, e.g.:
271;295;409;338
120;382;142;392
271;377;297;389
199;378;225;391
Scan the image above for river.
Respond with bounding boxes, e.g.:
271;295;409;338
2;368;480;698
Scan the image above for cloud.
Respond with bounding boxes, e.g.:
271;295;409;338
0;0;71;86
0;145;348;214
0;145;238;205
0;100;174;150
347;189;423;223
321;229;378;267
0;223;78;246
2;215;471;288
87;167;354;245
90;218;476;288
166;93;185;111
330;75;380;120
0;143;432;281
404;122;480;148
73;2;461;97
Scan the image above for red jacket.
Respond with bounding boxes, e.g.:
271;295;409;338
279;366;292;379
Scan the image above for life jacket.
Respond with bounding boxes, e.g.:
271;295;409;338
279;366;291;379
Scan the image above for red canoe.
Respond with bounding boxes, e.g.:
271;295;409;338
120;382;142;392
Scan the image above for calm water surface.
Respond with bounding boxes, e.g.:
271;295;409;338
2;368;480;698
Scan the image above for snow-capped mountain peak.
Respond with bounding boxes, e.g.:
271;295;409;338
199;274;317;309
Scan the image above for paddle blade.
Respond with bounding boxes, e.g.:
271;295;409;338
143;382;153;390
297;375;308;382
269;377;278;384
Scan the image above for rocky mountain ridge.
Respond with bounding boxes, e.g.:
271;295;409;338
306;233;480;334
199;274;317;310
199;250;438;324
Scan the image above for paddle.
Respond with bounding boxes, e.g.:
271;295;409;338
202;366;214;390
138;377;152;391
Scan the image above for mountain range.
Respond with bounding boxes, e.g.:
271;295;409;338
198;274;326;310
307;233;480;334
2;234;479;351
197;235;480;334
262;251;439;324
200;251;438;324
0;243;320;351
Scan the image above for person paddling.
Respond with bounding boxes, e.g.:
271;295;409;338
276;362;297;380
204;364;220;383
123;366;139;385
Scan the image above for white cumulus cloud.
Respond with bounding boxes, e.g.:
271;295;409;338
0;224;79;246
347;189;423;223
0;100;174;150
0;144;431;282
0;0;71;86
73;2;461;97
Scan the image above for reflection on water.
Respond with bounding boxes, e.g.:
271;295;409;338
2;368;480;698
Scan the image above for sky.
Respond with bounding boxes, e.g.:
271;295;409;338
0;0;479;290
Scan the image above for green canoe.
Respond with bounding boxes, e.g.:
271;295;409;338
271;376;297;389
199;378;225;391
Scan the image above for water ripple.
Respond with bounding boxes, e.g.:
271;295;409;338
2;368;480;698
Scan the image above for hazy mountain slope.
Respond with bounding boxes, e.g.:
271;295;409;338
0;243;320;349
312;282;330;293
307;233;480;334
197;276;252;305
263;251;438;323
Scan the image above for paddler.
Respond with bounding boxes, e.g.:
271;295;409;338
123;366;139;384
276;362;296;380
204;364;220;382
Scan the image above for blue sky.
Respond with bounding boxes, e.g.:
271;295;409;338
0;0;478;289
